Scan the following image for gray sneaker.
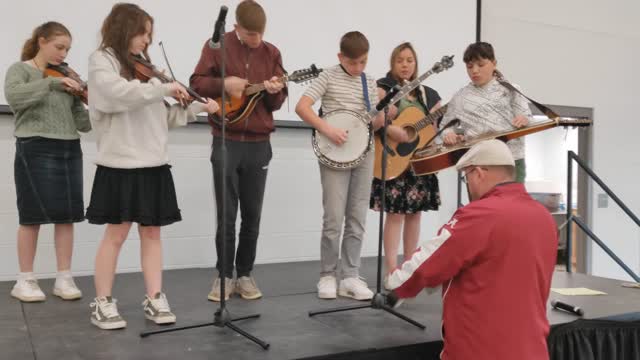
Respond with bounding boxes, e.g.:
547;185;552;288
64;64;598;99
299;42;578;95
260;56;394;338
142;292;176;324
207;277;235;302
236;276;262;300
90;296;126;330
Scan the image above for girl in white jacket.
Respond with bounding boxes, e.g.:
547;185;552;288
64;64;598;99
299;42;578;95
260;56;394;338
87;3;218;330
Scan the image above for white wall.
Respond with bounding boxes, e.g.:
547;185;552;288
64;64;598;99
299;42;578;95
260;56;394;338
0;117;460;281
0;0;475;121
482;0;640;280
525;122;579;202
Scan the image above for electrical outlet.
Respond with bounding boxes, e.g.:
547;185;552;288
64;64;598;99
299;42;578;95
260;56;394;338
597;193;608;208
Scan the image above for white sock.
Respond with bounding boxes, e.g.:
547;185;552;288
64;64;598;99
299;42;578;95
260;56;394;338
56;270;72;282
18;272;35;282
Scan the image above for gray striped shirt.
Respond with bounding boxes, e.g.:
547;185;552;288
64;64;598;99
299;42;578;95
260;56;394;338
441;78;532;159
303;65;379;117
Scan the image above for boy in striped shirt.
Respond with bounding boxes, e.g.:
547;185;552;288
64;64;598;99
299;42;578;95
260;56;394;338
296;31;405;300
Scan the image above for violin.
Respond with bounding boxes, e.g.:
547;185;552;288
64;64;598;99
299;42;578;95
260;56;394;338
132;55;206;107
44;62;88;104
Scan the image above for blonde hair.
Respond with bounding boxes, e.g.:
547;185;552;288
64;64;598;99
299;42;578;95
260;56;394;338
389;42;419;82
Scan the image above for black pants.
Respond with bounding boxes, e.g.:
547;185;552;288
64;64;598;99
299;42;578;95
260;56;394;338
211;137;272;278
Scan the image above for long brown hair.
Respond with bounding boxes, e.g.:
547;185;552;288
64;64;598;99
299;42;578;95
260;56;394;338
389;42;419;83
21;22;71;61
99;3;154;79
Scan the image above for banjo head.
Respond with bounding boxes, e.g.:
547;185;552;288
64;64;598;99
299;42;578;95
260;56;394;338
314;109;371;165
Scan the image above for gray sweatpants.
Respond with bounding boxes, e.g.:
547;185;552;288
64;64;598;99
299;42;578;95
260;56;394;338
319;151;373;279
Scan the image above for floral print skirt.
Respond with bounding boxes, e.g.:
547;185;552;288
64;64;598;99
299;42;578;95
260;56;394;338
370;170;440;214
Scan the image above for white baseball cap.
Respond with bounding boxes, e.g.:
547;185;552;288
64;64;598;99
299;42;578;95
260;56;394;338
455;139;515;171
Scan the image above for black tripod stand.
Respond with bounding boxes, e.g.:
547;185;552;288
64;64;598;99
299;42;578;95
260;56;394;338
308;88;425;330
140;9;269;349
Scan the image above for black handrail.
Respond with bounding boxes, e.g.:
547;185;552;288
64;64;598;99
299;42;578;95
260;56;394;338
566;150;640;281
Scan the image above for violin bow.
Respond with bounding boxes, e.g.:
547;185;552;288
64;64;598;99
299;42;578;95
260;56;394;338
159;41;207;106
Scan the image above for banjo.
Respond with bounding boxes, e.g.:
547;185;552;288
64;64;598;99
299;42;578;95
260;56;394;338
312;55;454;170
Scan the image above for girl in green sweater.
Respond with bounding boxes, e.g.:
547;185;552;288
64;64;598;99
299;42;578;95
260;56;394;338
4;21;90;303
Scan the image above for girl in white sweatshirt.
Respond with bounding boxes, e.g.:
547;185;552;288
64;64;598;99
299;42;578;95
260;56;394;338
87;3;218;330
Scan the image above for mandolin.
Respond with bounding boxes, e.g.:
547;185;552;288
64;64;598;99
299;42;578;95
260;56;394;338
212;64;322;130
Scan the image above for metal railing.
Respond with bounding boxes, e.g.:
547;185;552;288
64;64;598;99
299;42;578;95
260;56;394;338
566;151;640;282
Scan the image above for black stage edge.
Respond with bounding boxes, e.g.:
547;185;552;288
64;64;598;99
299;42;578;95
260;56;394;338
2;259;640;360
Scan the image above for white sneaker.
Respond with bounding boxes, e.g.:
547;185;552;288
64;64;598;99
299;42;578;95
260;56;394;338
338;277;374;301
142;292;176;324
11;279;46;302
53;276;82;300
90;296;127;330
317;275;337;299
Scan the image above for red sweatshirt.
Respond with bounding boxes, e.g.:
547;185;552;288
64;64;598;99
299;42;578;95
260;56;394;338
190;31;288;141
388;183;557;360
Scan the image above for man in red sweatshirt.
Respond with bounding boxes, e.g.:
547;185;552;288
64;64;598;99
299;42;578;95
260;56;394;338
387;139;557;360
190;0;287;302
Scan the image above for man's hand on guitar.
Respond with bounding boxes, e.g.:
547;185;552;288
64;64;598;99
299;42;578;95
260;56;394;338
443;131;464;146
323;125;348;146
387;125;409;143
264;76;284;94
511;115;529;128
224;76;249;98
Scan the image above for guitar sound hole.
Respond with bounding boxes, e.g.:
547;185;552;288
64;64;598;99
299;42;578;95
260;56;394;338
404;126;417;141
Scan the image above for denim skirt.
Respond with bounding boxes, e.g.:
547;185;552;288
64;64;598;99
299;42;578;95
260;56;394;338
14;137;85;225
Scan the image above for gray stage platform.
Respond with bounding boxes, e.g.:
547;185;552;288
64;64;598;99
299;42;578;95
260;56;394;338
2;258;639;360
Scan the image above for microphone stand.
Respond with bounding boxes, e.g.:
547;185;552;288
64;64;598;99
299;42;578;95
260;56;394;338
140;18;269;350
419;119;466;208
308;86;425;330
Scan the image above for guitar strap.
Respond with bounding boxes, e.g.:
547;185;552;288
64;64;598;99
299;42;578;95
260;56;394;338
495;70;559;119
360;73;371;112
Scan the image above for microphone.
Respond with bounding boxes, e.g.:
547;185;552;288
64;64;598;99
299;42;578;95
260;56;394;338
442;118;461;134
551;300;584;316
423;119;461;149
453;119;464;136
208;6;229;49
376;85;401;111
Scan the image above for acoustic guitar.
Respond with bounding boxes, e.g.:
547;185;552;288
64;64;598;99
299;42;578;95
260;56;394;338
373;104;448;180
212;65;322;131
410;117;593;176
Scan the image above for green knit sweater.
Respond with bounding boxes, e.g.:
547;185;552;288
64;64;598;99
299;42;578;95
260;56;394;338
4;62;90;139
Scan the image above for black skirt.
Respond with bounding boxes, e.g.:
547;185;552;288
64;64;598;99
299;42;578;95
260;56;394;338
14;137;85;225
86;165;182;226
